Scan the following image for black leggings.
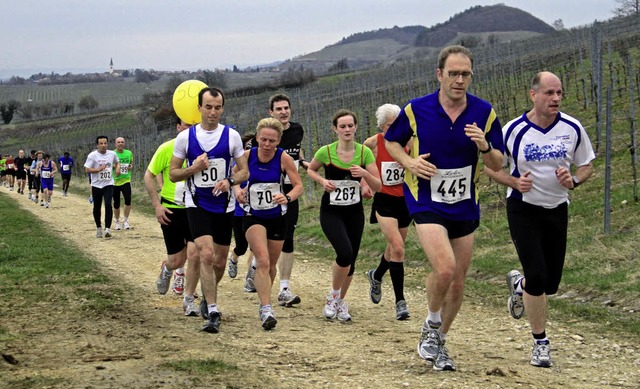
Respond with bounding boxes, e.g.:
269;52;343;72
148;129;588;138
92;185;114;229
113;182;132;209
232;215;249;256
320;205;364;276
507;198;568;296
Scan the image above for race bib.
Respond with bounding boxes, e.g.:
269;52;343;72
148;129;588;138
193;158;225;188
381;161;404;186
430;166;472;204
329;180;361;206
98;169;112;181
41;171;51;179
284;160;300;185
7;163;14;169
62;164;70;172
249;183;281;210
120;164;129;174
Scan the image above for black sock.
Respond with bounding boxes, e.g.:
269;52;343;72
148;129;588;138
389;261;405;303
532;331;547;341
373;253;389;281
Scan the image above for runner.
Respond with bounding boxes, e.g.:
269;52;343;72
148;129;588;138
58;152;74;196
234;118;303;329
363;103;413;320
37;153;58;208
384;45;504;371
30;151;43;204
307;109;382;322
113;137;133;230
5;154;15;191
13;150;29;195
145;117;201;316
84;136;120;238
169;87;249;333
27;150;37;201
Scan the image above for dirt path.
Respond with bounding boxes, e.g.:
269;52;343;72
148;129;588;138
2;186;638;388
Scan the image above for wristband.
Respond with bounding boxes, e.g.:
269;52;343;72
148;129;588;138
480;144;492;154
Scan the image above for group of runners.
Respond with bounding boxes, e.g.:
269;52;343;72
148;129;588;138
143;44;594;372
4;44;595;372
1;149;75;208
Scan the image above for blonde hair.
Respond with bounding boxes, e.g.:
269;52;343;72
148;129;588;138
255;117;284;138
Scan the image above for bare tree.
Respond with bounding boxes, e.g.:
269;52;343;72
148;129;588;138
613;0;640;17
552;19;565;30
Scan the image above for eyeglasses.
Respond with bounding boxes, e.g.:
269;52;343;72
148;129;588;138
444;70;473;79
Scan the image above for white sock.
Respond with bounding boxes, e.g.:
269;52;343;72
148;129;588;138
280;280;289;291
175;267;185;276
207;304;218;315
426;309;442;325
251;257;257;269
330;289;341;299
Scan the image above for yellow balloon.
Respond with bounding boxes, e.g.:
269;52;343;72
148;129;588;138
172;80;208;125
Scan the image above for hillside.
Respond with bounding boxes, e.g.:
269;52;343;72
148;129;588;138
287;4;554;73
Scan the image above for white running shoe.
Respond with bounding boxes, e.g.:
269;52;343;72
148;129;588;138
96;227;102;239
506;270;525;319
277;288;301;307
172;272;185;295
259;305;277;330
336;300;352;322
183;297;198;317
227;254;238;278
104;228;111;238
115;220;122;230
323;294;338;320
124;220;131;230
531;340;553;367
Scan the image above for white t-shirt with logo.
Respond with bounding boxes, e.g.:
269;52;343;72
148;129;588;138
84;150;120;189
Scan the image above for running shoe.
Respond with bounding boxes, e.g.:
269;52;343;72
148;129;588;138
124;220;131;230
506;270;525;319
259;306;277;330
104;228;111;238
45;202;49;208
200;296;209;319
89;196;93;204
433;341;456;371
244;265;256;292
227;254;238;278
172;272;185;295
336;299;352;322
114;220;122;230
28;194;32;200
322;294;338;320
367;269;382;304
156;262;172;295
277;288;301;307
40;201;44;206
183;297;199;317
530;340;553;367
395;300;410;321
96;227;102;239
417;320;442;362
202;311;221;333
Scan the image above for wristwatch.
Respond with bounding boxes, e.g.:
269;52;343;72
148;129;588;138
480;144;492;154
285;194;292;203
226;177;236;186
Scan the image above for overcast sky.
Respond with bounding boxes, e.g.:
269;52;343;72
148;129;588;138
0;0;619;77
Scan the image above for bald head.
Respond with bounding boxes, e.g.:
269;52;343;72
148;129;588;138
531;71;561;92
115;137;125;152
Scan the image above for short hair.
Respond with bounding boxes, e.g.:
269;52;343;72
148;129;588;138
241;132;255;149
332;109;358;127
64;152;69;156
30;150;37;155
96;135;108;144
44;153;51;159
437;45;474;70
269;93;291;111
375;104;401;128
198;87;225;107
255;118;284;138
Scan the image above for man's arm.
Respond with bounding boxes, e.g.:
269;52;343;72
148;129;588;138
385;140;436;180
144;169;172;225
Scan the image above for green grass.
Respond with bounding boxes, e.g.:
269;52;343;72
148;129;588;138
161;358;238;374
0;192;124;317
